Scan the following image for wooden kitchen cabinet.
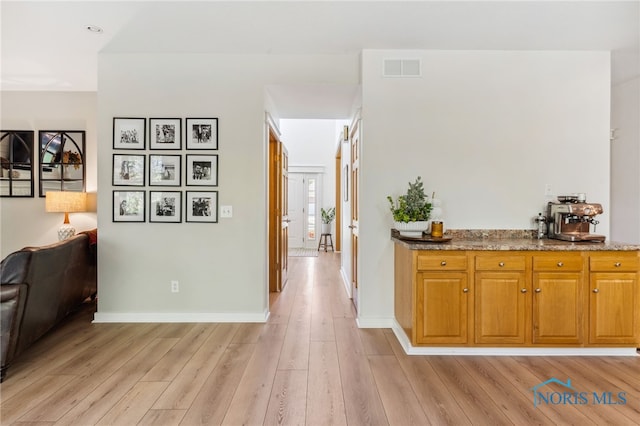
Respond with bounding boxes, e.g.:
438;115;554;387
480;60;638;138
394;243;640;349
416;271;469;344
474;254;529;344
415;252;469;344
532;253;584;345
589;252;640;344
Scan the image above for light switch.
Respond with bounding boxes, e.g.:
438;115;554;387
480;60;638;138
220;205;233;218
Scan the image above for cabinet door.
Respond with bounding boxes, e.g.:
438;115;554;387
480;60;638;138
589;272;639;344
475;272;528;344
416;272;468;344
533;272;583;344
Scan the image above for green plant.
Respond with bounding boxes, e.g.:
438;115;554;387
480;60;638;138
387;176;432;222
321;207;336;224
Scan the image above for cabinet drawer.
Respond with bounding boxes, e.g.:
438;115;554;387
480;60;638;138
417;254;467;271
533;253;583;271
475;255;526;271
590;253;639;272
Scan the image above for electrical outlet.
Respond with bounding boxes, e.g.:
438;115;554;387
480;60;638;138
220;205;233;218
171;280;179;293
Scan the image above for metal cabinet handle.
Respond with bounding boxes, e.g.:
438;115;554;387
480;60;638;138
593;288;599;293
441;261;447;266
535;288;542;293
557;262;564;267
521;288;527;293
498;262;505;267
463;288;469;293
614;262;622;267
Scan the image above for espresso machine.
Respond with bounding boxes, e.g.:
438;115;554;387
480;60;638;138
546;195;606;242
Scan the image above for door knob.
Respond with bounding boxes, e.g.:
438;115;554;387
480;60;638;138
440;261;447;266
463;288;469;293
521;288;528;293
498;262;505;267
535;288;542;293
593;288;599;293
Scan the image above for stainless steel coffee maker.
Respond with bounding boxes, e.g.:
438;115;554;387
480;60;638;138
546;195;605;242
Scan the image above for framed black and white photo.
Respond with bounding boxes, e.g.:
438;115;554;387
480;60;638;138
186;154;218;186
150;191;182;223
113;190;145;222
113;117;145;150
150;118;181;150
186;118;218;150
149;154;181;186
186;191;218;223
113;154;145;186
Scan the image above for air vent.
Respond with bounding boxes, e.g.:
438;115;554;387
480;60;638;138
383;59;421;78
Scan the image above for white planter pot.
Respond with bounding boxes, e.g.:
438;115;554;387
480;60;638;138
394;221;429;237
321;223;332;234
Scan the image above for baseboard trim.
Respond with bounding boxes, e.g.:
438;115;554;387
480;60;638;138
339;267;351;298
93;311;269;323
391;320;639;356
356;317;395;328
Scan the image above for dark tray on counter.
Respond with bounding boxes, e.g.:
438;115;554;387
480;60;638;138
391;229;453;243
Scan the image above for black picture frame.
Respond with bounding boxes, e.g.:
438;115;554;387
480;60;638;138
150;191;182;223
0;130;35;197
150;118;182;150
186;154;218;186
113;117;146;150
113;190;145;222
186;191;218;223
186;118;218;150
113;154;145;186
149;154;181;186
39;130;85;197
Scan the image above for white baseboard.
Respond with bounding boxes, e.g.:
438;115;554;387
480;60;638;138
93;310;269;323
391;320;639;356
339;267;351;298
356;317;395;328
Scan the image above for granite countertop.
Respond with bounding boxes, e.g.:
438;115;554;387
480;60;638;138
390;229;640;251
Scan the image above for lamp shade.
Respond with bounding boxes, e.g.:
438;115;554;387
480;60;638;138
45;191;87;213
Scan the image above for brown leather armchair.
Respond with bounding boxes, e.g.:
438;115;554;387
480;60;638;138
0;231;97;382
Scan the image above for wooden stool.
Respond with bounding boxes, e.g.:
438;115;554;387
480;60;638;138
317;233;334;252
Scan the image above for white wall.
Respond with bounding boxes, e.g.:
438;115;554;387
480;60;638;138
280;119;348;218
611;76;640;244
0;91;98;258
95;53;358;321
359;50;611;325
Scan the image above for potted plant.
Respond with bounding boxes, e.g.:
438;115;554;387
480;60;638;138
321;207;336;234
387;176;432;237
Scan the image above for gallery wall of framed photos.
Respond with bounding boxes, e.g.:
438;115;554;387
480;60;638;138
111;117;219;223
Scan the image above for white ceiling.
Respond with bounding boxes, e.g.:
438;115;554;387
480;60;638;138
2;1;639;118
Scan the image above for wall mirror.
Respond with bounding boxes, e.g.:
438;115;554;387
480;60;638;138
0;130;35;197
39;130;86;197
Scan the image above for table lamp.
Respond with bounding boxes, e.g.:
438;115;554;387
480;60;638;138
45;191;87;241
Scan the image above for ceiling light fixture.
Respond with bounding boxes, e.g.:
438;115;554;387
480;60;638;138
85;25;103;34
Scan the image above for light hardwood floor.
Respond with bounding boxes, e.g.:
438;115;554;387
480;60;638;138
2;252;640;425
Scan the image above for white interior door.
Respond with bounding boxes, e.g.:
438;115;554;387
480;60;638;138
288;173;304;248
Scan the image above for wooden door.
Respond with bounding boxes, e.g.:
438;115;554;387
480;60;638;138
589;272;638;344
349;119;360;311
532;272;583;344
416;272;469;344
475;271;529;344
280;143;289;288
268;124;288;292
